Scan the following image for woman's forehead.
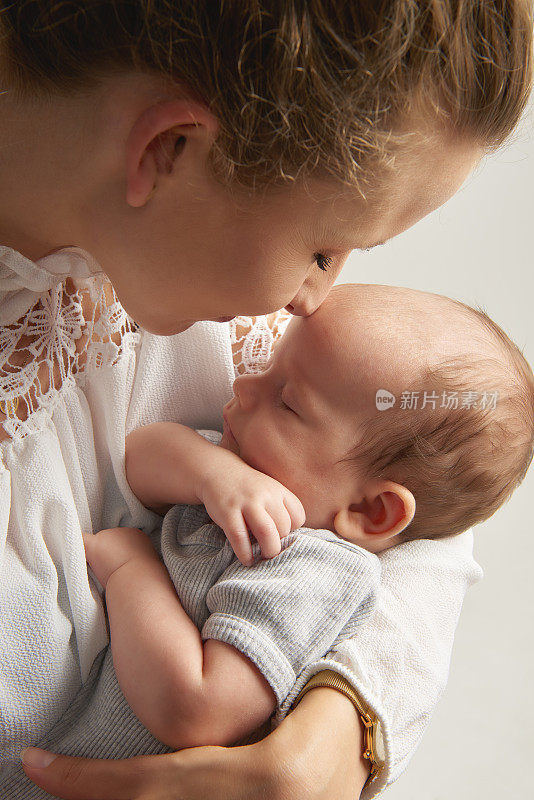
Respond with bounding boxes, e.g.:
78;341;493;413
284;134;482;249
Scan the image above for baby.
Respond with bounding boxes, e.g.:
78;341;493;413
84;282;534;749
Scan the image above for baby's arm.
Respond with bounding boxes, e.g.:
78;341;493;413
84;528;276;748
125;422;305;565
125;423;224;515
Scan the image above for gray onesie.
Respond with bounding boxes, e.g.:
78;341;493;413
0;430;380;799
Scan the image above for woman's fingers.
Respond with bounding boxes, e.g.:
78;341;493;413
22;743;277;800
21;748;172;800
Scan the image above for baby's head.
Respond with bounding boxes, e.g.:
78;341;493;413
221;284;534;552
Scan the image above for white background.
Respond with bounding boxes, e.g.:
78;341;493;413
338;108;533;798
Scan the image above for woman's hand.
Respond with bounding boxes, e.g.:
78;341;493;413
21;687;370;799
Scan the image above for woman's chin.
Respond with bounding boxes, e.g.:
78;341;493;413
134;318;197;335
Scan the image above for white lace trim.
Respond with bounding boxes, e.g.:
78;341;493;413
0;279;292;441
0;245;103;326
229;310;292;376
0;274;140;440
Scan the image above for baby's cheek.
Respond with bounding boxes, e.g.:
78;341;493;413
262;447;304;496
242;428;285;477
276;455;326;513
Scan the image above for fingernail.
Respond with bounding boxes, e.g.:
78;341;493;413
21;748;57;769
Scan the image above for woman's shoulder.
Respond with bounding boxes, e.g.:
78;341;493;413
0;270;140;444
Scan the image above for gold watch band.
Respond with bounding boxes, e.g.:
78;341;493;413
291;670;380;779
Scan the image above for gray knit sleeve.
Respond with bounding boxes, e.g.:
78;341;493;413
201;529;380;706
195;428;223;446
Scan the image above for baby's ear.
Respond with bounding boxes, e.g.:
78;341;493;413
334;480;415;553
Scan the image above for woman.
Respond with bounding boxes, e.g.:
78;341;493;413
0;3;531;799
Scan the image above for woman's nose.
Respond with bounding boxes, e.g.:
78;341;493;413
285;294;319;317
285;276;335;317
233;374;258;411
286;252;349;316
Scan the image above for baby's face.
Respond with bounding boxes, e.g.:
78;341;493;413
220;282;484;531
220;288;388;530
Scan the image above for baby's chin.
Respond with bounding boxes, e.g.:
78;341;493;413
218;428;240;457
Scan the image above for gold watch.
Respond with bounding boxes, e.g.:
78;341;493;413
291;670;380;780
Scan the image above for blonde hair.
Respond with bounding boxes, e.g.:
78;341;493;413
0;1;532;193
341;301;534;543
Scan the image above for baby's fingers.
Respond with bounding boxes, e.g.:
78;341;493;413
223;512;254;567
243;506;282;561
283;491;306;531
264;499;292;542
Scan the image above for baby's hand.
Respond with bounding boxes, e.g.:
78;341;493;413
83;527;159;588
199;462;306;566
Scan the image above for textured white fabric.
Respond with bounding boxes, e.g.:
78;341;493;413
0;245;102;325
0;246;234;770
229;312;292;375
0;245;483;796
275;531;482;798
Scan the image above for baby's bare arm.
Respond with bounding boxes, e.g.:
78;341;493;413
125;422;219;514
125;421;305;565
85;529;276;748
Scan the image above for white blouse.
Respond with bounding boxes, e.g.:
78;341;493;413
0;246;482;798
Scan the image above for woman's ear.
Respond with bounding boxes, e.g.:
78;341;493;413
125;99;219;207
333;480;416;553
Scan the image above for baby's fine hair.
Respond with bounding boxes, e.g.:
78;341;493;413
343;300;534;544
0;1;532;193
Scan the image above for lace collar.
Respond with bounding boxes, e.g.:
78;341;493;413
0;245;103;325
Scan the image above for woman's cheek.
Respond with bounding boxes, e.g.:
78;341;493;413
243;253;305;314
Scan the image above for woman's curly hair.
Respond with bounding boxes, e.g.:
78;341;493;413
0;1;532;192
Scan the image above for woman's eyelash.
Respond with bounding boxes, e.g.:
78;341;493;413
314;252;333;272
